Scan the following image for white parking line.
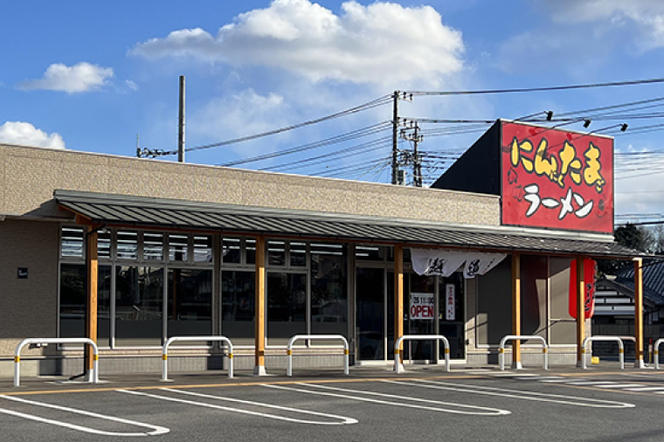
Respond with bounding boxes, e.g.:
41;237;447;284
626;386;664;392
566;381;620;385
393;379;635;408
539;378;585;383
0;395;169;437
118;388;357;425
594;384;645;389
264;383;510;416
514;376;562;381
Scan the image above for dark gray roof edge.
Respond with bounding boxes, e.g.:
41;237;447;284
54;189;644;257
54;189;615;243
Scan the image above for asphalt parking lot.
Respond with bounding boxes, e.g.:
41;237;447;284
2;367;664;441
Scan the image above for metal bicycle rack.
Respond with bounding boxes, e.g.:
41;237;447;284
14;337;99;387
581;336;635;370
161;336;234;381
393;335;451;374
498;335;549;371
286;334;349;377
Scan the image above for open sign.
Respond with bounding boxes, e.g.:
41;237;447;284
410;292;434;320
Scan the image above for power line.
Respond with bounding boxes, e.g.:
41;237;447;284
141;94;392;157
555;96;664;117
406;77;664;96
218;122;391;167
267;137;392;172
311;156;391;177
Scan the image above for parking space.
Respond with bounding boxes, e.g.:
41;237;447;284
2;370;664;441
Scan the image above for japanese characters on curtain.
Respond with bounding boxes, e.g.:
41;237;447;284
410;248;506;279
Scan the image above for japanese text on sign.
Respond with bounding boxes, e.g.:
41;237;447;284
410;292;434;320
501;121;613;233
445;284;455;321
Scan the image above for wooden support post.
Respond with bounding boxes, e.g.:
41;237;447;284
254;236;267;376
85;227;98;380
634;258;644;368
394;245;404;367
511;253;522;369
576;256;585;367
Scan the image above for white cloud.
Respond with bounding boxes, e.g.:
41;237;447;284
191;89;289;143
131;0;464;85
540;0;664;50
0;121;65;149
20;62;114;93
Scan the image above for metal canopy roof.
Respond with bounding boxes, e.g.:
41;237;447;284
55;190;640;258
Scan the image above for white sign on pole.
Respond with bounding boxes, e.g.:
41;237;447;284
445;284;455;321
410;292;434;320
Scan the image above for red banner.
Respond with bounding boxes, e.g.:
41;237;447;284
568;258;596;319
501;121;613;233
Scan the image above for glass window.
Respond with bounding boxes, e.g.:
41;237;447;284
267;272;306;344
167;268;212;338
98;266;112;347
115;266;164;346
61;227;84;258
407;274;436;360
438;272;465;359
246;239;256;265
476;258;511;345
116;231;138;260
267;241;286;266
97;230;112;259
311;244;347;337
355;245;385;261
143;232;164;261
222;271;255;345
290;242;307;267
222;238;241;264
356;267;385;360
169;234;188;262
193;235;213;263
59;264;111;347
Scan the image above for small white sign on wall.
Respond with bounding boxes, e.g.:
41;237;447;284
445;284;455;321
410;292;434;320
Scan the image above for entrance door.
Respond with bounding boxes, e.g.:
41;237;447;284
407;273;436;360
356;267;385;360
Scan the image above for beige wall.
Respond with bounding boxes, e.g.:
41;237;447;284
0;219;59;355
0;144;500;225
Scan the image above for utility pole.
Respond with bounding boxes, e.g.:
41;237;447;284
391;90;399;185
413;123;422;187
412;123;422;187
178;75;186;163
401;122;423;187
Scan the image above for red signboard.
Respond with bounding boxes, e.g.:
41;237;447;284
568;258;596;319
501;121;613;233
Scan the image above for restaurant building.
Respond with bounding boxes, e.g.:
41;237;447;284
0;120;644;378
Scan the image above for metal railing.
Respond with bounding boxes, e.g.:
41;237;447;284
498;335;548;371
655;338;664;369
161;336;234;381
393;335;450;374
286;335;349;377
14;338;99;387
581;336;635;369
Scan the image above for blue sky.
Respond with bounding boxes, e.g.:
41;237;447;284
2;0;664;222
